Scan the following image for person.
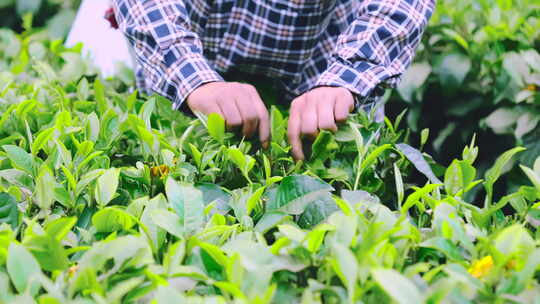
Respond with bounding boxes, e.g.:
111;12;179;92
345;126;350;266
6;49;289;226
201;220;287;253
109;0;435;161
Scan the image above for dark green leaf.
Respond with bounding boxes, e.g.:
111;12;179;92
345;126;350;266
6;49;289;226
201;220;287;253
396;143;442;184
0;193;19;228
267;175;333;215
297;194;338;229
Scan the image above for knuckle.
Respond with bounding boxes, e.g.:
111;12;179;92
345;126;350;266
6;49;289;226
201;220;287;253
291;97;304;109
302;125;317;136
319;121;336;130
335;113;348;122
246;113;258;123
227;116;242;127
339;88;351;98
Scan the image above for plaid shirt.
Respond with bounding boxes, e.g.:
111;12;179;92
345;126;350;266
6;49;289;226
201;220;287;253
112;0;435;109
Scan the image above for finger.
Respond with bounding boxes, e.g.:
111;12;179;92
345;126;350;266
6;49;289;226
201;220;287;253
334;92;355;123
217;98;243;130
235;96;258;139
288;97;305;161
317;98;337;132
301;95;318;139
248;89;271;148
201;101;223;117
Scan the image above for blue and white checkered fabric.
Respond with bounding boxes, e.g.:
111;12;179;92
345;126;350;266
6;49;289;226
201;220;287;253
112;0;435;109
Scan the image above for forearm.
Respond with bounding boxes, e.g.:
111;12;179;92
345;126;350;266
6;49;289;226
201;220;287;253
112;0;222;108
317;0;436;98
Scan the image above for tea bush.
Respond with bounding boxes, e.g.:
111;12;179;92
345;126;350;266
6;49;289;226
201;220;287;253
0;1;540;303
392;0;540;170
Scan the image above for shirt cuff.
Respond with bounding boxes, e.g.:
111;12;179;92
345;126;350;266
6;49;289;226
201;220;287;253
315;59;389;105
158;51;223;110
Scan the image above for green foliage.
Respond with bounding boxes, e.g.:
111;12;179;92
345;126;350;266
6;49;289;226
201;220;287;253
392;0;540;176
0;2;539;303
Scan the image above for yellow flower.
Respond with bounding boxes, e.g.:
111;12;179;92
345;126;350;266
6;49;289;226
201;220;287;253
68;264;79;277
526;84;537;92
150;165;170;179
468;255;494;278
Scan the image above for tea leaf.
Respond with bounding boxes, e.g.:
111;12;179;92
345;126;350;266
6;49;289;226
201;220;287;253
207;113;225;144
7;243;41;296
267;175;333;215
92;207;135;233
3;145;34;176
94;168;120;208
0;193;19;229
371;268;422;304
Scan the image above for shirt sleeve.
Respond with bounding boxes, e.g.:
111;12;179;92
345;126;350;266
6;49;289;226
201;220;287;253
112;0;223;109
316;0;435;99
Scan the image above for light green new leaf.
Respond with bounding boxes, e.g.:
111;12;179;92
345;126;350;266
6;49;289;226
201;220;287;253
76;169;103;197
7;243;42;296
394;163;404;207
360;144;392;173
93;78;107;114
371;268;422;304
311;130;338;162
165;178;205;235
140;194;167;251
139;97;155;130
402;184;441;214
35;164;56;210
484;147;526;206
520;165;540;192
228;148;255;179
331;242;358;301
85;112;100;142
92;207;135;233
3;145;34;176
271;106;286;144
94;168;120;207
207;113;225;144
31;127;55;156
45;217;77;241
444;159;476;196
152;286;186;303
485;147;526;186
494;224;535;262
183;185;205;235
23;234;69;271
150;209;184;239
246;186;266;215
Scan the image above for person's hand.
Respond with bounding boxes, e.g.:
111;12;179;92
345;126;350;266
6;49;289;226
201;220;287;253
187;81;270;148
288;86;355;161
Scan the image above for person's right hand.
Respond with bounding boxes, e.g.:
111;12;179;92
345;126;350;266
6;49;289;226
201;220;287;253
186;82;270;148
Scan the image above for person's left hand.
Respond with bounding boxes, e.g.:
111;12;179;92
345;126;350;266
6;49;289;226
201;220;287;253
287;86;355;161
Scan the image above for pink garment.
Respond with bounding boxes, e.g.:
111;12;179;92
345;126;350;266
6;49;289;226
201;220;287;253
104;7;118;29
